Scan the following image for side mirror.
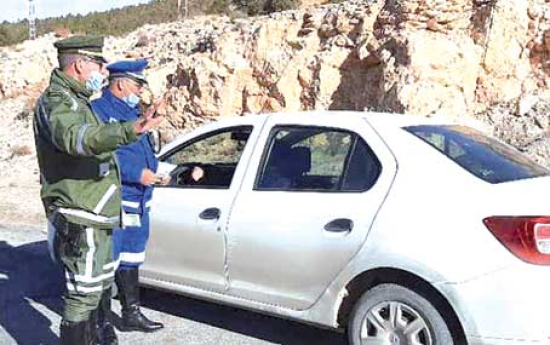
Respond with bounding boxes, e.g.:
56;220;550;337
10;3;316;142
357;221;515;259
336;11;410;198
148;130;162;154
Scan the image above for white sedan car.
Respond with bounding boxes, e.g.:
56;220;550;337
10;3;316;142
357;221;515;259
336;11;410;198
141;111;550;345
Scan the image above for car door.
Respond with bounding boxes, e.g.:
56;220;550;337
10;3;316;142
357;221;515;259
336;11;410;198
141;121;262;292
226;114;397;309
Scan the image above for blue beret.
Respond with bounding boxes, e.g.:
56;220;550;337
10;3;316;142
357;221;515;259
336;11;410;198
107;59;149;84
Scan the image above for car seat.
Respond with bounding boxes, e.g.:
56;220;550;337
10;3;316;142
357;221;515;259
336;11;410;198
261;145;311;189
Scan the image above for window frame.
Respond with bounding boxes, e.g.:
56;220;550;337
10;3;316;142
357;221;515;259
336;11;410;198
157;125;254;190
253;125;382;193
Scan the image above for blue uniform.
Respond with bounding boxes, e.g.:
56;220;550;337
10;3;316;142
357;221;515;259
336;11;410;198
91;89;158;268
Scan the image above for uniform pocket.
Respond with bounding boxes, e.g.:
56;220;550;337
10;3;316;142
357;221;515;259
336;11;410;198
54;217;84;259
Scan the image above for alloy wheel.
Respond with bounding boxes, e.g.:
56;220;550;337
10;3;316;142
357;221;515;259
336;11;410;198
360;301;433;345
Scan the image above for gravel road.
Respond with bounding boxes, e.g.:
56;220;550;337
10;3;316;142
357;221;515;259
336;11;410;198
0;225;347;345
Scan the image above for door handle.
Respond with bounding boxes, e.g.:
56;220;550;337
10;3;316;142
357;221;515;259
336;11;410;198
199;208;221;220
324;218;353;233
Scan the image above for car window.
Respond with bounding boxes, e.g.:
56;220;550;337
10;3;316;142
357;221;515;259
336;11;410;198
163;126;252;189
405;125;550;184
256;126;381;192
341;137;382;192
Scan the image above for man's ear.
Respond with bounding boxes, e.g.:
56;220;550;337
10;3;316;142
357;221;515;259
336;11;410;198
74;58;85;75
117;79;126;92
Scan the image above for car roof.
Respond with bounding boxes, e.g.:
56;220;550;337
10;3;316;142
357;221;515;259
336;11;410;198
213;111;465;130
161;111;487;156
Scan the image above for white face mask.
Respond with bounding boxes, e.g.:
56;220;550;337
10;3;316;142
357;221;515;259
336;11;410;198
85;71;106;93
122;93;140;108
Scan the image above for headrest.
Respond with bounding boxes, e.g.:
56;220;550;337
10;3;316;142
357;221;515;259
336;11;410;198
288;146;311;174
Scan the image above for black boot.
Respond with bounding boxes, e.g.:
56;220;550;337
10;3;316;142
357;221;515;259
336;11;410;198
98;288;118;345
60;319;91;345
115;268;163;333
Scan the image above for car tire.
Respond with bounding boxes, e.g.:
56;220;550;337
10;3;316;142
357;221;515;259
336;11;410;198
348;283;453;345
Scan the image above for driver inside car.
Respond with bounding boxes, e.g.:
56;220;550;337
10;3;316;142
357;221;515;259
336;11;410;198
179;166;206;185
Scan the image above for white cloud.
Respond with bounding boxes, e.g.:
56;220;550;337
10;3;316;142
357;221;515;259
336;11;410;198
1;0;151;23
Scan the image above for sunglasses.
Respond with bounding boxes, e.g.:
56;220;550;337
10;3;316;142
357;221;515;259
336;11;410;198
82;57;106;69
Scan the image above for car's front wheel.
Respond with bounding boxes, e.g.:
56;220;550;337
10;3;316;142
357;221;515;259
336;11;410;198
348;284;453;345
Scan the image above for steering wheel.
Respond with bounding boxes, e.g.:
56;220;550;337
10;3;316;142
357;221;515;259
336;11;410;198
170;165;192;186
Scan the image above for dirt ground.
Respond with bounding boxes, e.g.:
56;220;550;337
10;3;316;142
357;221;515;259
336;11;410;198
0;158;44;229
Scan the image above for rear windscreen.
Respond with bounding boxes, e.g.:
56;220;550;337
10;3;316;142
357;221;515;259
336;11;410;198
405;125;550;184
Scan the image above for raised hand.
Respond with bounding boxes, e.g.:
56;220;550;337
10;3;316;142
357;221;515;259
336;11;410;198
133;100;166;134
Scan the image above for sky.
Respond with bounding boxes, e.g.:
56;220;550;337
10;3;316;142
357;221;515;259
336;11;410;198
1;0;151;23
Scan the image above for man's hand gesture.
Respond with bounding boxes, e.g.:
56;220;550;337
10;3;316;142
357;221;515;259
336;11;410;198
133;100;165;134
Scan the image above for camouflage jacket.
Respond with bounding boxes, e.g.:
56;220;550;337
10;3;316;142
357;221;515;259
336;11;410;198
33;69;139;229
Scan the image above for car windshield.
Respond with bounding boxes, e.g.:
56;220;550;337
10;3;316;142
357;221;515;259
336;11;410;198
405;125;550;184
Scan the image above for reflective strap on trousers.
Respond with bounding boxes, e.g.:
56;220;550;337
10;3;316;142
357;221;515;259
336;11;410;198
119;251;146;264
66;281;104;294
122;200;140;209
64;227;117;291
103;259;120;271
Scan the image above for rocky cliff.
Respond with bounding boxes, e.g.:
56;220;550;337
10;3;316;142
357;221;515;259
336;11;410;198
0;0;549;226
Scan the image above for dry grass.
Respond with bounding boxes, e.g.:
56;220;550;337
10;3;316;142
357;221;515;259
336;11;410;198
9;145;32;157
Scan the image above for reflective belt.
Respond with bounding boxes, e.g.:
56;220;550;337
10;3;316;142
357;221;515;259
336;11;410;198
57;208;119;225
93;184;117;214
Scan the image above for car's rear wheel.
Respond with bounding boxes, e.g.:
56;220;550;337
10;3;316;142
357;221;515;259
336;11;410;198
348;284;453;345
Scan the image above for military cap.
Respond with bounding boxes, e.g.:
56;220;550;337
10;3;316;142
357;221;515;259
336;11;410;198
54;35;107;63
107;59;149;85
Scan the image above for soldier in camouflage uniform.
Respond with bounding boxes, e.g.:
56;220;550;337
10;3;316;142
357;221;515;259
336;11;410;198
33;36;162;344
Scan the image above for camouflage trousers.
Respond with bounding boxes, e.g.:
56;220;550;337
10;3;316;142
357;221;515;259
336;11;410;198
51;215;118;322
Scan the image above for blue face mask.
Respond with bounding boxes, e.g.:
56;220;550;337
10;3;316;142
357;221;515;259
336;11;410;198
85;71;106;93
122;93;140;108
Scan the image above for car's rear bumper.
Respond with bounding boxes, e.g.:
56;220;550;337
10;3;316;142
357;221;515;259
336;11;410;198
437;264;550;344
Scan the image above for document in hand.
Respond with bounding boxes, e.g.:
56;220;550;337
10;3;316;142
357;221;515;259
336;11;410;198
156;162;177;177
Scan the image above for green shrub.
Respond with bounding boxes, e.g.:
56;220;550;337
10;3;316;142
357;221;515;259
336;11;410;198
242;0;298;16
208;0;232;13
265;0;299;12
0;0;301;47
243;0;269;15
0;0;179;47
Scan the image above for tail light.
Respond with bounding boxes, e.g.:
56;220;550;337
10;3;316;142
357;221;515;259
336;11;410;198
483;216;550;265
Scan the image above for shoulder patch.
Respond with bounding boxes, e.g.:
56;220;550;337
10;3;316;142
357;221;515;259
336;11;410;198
61;91;79;111
48;89;79;112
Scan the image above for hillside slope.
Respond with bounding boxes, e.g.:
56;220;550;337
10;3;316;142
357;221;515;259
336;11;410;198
0;0;549;227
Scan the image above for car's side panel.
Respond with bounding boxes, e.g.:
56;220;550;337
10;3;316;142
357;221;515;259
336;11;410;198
143;188;231;292
224;115;398;310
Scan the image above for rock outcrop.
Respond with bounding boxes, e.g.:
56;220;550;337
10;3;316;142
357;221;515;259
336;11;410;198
2;0;549;123
1;0;550;226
